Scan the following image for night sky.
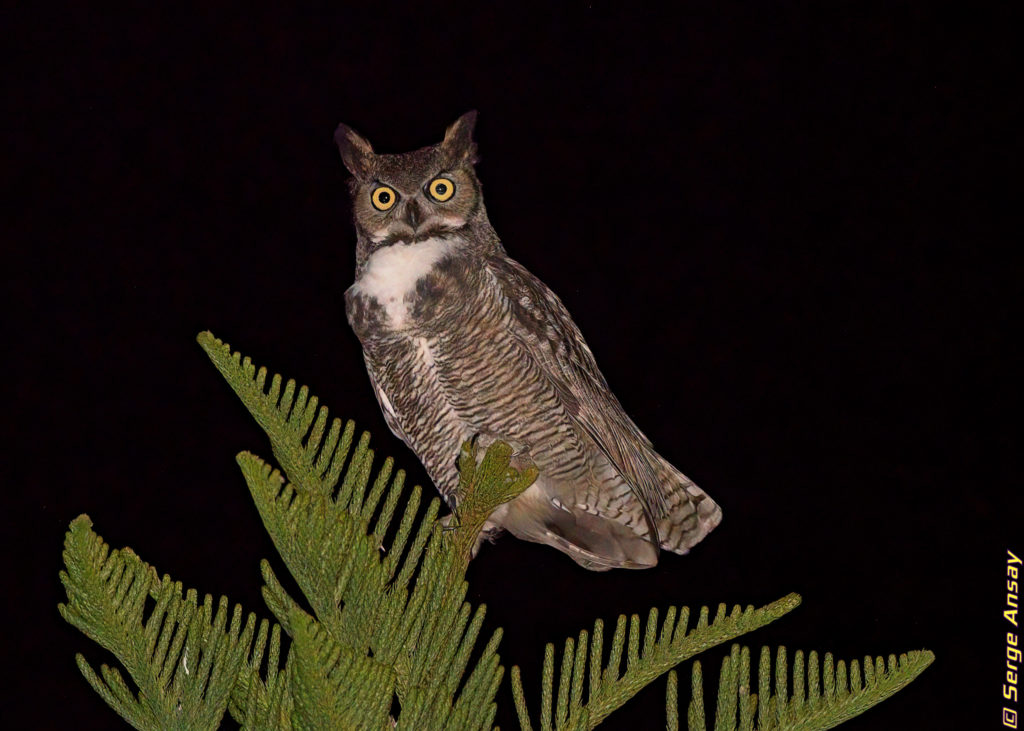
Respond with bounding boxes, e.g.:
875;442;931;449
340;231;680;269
8;4;1017;729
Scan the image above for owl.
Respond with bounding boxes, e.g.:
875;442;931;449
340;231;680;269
335;111;721;570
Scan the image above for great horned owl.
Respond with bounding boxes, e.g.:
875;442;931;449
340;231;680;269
336;111;721;570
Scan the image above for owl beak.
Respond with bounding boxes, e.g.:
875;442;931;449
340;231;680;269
402;201;421;231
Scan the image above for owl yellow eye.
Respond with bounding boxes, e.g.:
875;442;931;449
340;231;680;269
427;177;455;202
371;186;397;211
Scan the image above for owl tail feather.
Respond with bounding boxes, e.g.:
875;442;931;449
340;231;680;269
481;452;721;570
650;454;722;555
497;480;661;571
537;507;661;571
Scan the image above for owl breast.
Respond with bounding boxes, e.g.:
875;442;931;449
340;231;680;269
346;236;450;329
346;236;464;336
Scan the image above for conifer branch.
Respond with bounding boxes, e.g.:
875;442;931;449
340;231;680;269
236;451;409;653
205;330;527;728
197;331;365;499
237;453;505;727
447;438;539;564
680;643;935;730
687;660;706;731
666;669;680;731
56;332;934;729
227;429;511;730
510;594;802;730
228;621;294;730
59;516;267;730
289;606;396;730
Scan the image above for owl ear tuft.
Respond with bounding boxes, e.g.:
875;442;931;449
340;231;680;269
334;123;375;179
441;110;478;164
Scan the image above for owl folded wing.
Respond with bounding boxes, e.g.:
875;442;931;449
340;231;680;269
485;256;671;533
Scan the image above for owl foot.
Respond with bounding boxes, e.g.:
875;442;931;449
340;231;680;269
452;432;535;489
472;519;505;557
467;431;534;472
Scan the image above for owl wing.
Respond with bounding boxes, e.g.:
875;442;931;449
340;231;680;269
485;255;670;534
364;355;412;446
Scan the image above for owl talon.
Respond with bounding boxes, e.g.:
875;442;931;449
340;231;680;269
470;432;531;460
466;432;536;483
471;521;505;557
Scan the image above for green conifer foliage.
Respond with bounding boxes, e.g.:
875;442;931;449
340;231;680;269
671;644;934;730
56;332;933;729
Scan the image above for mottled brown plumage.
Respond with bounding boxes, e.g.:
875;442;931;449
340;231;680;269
336;112;721;569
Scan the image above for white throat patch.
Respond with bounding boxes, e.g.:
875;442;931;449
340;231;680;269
353;237;453;328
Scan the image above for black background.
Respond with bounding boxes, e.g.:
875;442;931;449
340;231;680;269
8;3;1017;729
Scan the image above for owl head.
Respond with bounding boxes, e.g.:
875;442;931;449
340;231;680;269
335;111;499;264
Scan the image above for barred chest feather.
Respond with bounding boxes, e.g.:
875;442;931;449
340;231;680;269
345;236;471;340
